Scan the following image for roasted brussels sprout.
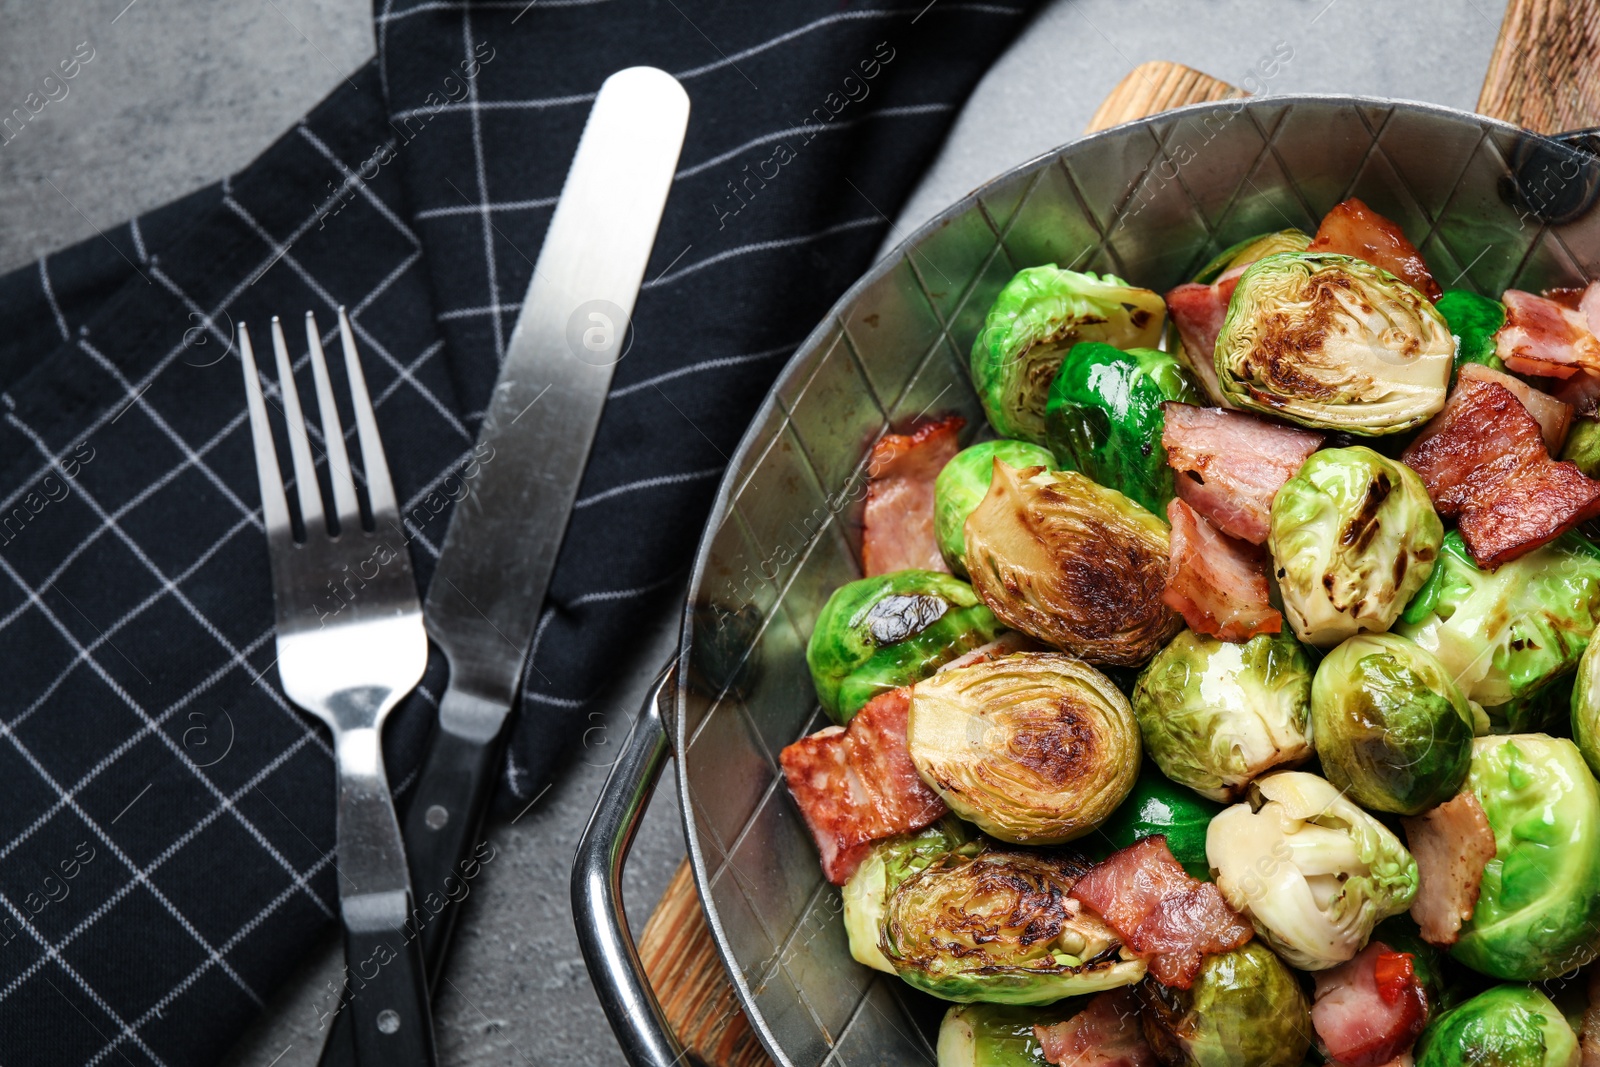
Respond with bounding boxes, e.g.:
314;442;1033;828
1209;771;1418;970
842;818;975;973
1574;637;1600;779
1437;288;1507;374
1396;530;1600;731
1452;735;1600;981
1311;633;1477;815
1043;342;1201;514
1131;630;1314;803
935;1001;1080;1067
1215;253;1454;434
1269;446;1442;647
934;440;1055;576
908;653;1139;844
970;266;1165;443
1414;985;1579;1067
1137;942;1312;1067
1192;230;1313;284
1561;417;1600;478
806;569;1006;724
882;847;1146;1003
964;462;1181;665
1096;763;1225;879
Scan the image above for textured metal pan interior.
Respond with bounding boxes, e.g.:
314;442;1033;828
674;95;1600;1066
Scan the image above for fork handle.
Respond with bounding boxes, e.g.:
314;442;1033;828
341;889;437;1067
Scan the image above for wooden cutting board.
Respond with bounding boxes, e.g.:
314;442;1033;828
633;6;1600;1063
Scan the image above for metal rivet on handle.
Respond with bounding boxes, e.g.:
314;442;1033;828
425;804;449;830
376;1009;400;1035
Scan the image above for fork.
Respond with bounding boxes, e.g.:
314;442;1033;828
240;309;437;1067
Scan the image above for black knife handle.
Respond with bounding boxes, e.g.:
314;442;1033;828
341;890;437;1067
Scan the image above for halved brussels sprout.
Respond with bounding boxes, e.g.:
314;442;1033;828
1436;288;1507;374
806;569;1006;724
1131;630;1315;803
935;1001;1080;1067
842;818;976;973
1452;734;1600;981
1311;633;1477;815
1137;942;1312;1067
964;462;1181;665
970;266;1165;443
1215;253;1454;434
1043;342;1201;515
1414;985;1579;1067
1269;446;1442;647
934;440;1056;576
908;652;1139;844
882;847;1146;1003
1397;530;1600;731
1096;763;1225;879
1208;771;1418;970
1192;230;1314;284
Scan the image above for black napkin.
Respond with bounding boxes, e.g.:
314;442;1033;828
0;1;1038;1063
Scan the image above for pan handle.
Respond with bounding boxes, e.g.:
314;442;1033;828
571;661;686;1067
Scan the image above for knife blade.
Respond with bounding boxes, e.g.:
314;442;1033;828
318;67;689;1066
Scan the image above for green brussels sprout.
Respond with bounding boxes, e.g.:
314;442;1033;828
1043;342;1201;514
1311;633;1477;815
806;569;1006;724
1096;763;1225;879
1414;986;1580;1067
1396;530;1600;731
1562;418;1600;479
1131;629;1315;803
935;1001;1081;1067
842;818;976;973
934;440;1055;576
964;462;1181;665
1209;771;1418;970
882;847;1146;1003
1192;230;1314;284
1269;446;1442;647
1452;735;1600;981
1574;636;1600;779
1437;288;1508;374
970;266;1165;443
1137;942;1312;1067
908;653;1139;845
1215;253;1454;434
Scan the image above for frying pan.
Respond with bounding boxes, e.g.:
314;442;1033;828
573;95;1600;1067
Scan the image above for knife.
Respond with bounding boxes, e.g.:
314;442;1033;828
318;66;690;1066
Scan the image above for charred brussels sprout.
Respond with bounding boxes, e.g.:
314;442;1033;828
1131;630;1314;803
933;440;1055;576
1043;342;1201;514
1208;771;1418;970
1137;942;1312;1067
970;266;1165;443
806;570;1005;724
882;847;1146;1003
964;462;1181;665
1414;986;1579;1067
1452;735;1600;981
1311;633;1477;815
1269;446;1442;647
935;1001;1080;1067
1397;530;1600;731
842;818;975;974
1437;288;1507;374
1096;763;1225;879
1192;230;1313;284
1215;253;1454;434
908;653;1139;845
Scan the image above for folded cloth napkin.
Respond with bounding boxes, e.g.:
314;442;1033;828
0;1;1039;1063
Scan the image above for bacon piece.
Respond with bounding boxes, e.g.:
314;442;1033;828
1312;942;1429;1067
1162;499;1282;641
1307;197;1441;301
1034;988;1155;1067
1458;362;1571;453
1069;836;1252;989
1164;267;1245;407
1403;793;1497;949
860;415;964;577
1162;403;1324;544
1497;290;1600;380
1581;967;1600;1067
779;688;946;884
1459;459;1600;568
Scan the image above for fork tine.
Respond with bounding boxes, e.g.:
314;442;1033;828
239;323;293;537
337;307;399;521
270;315;326;534
304;312;361;530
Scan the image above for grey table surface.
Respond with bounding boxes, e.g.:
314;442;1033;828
0;1;1507;1064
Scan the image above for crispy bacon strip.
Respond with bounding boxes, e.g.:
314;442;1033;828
779;688;946;885
1458;362;1571;453
1401;792;1497;947
1034;988;1155;1067
860;415;964;577
1496;290;1600;380
1162;403;1324;544
1163;499;1282;641
1069;836;1252;989
1165;268;1245;407
1582;967;1600;1067
1312;942;1429;1067
1307;197;1441;301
